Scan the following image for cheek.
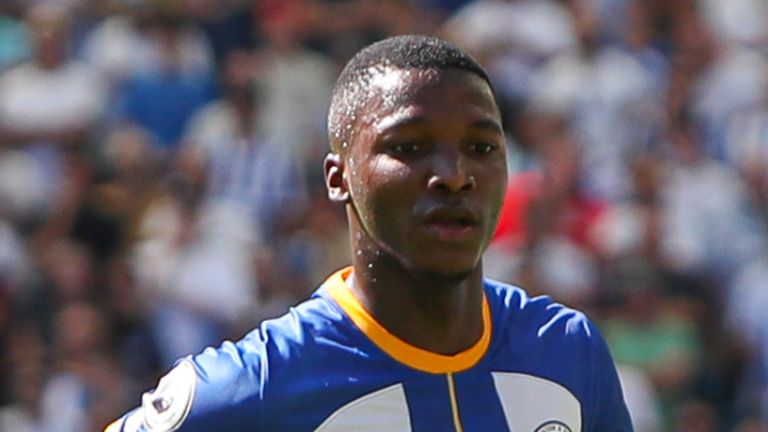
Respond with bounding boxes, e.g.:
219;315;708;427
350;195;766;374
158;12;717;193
480;166;508;219
353;155;412;193
351;156;416;225
491;172;508;206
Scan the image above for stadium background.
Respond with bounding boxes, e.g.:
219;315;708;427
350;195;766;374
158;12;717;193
0;0;767;430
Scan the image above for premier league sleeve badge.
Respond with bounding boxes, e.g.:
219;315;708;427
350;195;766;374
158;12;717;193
141;360;198;432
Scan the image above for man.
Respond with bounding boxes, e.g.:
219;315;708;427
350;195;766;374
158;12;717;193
106;35;632;431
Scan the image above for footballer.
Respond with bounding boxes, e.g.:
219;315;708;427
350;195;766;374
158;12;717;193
106;35;633;432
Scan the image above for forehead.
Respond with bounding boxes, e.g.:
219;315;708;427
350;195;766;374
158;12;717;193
360;67;498;120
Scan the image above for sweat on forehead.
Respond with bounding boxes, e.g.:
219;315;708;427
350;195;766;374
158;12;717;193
327;35;493;153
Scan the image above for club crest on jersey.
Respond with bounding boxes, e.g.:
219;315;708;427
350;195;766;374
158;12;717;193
534;420;573;432
142;360;197;432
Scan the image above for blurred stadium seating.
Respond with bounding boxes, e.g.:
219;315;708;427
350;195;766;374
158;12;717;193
0;0;767;430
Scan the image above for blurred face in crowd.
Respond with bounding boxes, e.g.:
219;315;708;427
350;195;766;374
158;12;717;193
327;68;507;278
45;240;94;301
54;302;109;359
10;362;45;412
28;5;69;69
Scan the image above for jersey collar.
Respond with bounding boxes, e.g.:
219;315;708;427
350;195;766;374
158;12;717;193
325;267;492;374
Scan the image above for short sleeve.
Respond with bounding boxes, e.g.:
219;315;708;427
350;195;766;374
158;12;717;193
586;322;634;431
105;335;265;432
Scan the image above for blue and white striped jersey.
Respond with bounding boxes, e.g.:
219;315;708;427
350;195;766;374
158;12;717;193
106;267;632;432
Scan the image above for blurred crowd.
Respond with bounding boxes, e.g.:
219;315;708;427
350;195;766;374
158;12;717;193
0;0;767;430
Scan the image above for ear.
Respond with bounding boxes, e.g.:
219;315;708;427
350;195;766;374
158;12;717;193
324;152;349;203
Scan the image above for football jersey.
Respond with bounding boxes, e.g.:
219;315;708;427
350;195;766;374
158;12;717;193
106;267;633;431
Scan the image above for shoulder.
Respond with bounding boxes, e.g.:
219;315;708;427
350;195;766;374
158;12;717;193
484;279;596;344
253;290;349;364
108;292;346;432
189;292;345;406
482;279;609;391
483;279;633;431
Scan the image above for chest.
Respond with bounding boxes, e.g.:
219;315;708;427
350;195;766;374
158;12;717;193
265;369;583;432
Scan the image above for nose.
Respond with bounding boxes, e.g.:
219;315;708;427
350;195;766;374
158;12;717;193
427;148;476;193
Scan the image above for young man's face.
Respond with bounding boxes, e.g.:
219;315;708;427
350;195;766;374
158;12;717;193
336;67;508;278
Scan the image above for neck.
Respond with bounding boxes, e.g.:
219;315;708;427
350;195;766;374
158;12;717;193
348;244;486;356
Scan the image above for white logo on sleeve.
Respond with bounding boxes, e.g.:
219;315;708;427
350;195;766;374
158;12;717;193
142;361;197;432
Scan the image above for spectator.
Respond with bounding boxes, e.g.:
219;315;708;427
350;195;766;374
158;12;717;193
0;3;107;222
0;324;47;432
0;0;30;71
253;0;336;167
42;302;132;432
601;260;704;427
114;7;216;153
181;49;308;243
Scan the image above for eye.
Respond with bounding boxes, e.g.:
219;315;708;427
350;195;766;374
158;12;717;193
468;141;498;155
390;142;420;155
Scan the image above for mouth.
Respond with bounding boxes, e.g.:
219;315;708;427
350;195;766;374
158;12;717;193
421;207;480;241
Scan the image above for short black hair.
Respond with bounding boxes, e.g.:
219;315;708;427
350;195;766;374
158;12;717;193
327;35;494;153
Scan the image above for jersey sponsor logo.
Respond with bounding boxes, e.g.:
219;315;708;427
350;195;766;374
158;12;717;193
142;360;197;432
535;420;573;432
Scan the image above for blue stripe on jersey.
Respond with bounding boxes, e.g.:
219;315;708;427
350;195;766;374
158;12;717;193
453;369;510;431
402;374;455;431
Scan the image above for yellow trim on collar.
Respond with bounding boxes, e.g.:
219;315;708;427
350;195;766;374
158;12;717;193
326;267;491;374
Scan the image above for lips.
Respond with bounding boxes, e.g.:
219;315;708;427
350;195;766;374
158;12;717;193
421;206;480;241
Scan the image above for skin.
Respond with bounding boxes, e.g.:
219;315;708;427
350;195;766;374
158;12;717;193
324;68;508;355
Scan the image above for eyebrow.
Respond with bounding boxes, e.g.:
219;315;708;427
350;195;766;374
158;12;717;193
469;118;504;136
377;116;504;136
377;116;427;133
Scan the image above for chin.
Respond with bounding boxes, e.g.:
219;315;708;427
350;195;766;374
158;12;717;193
408;257;479;283
383;242;483;282
419;268;475;283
